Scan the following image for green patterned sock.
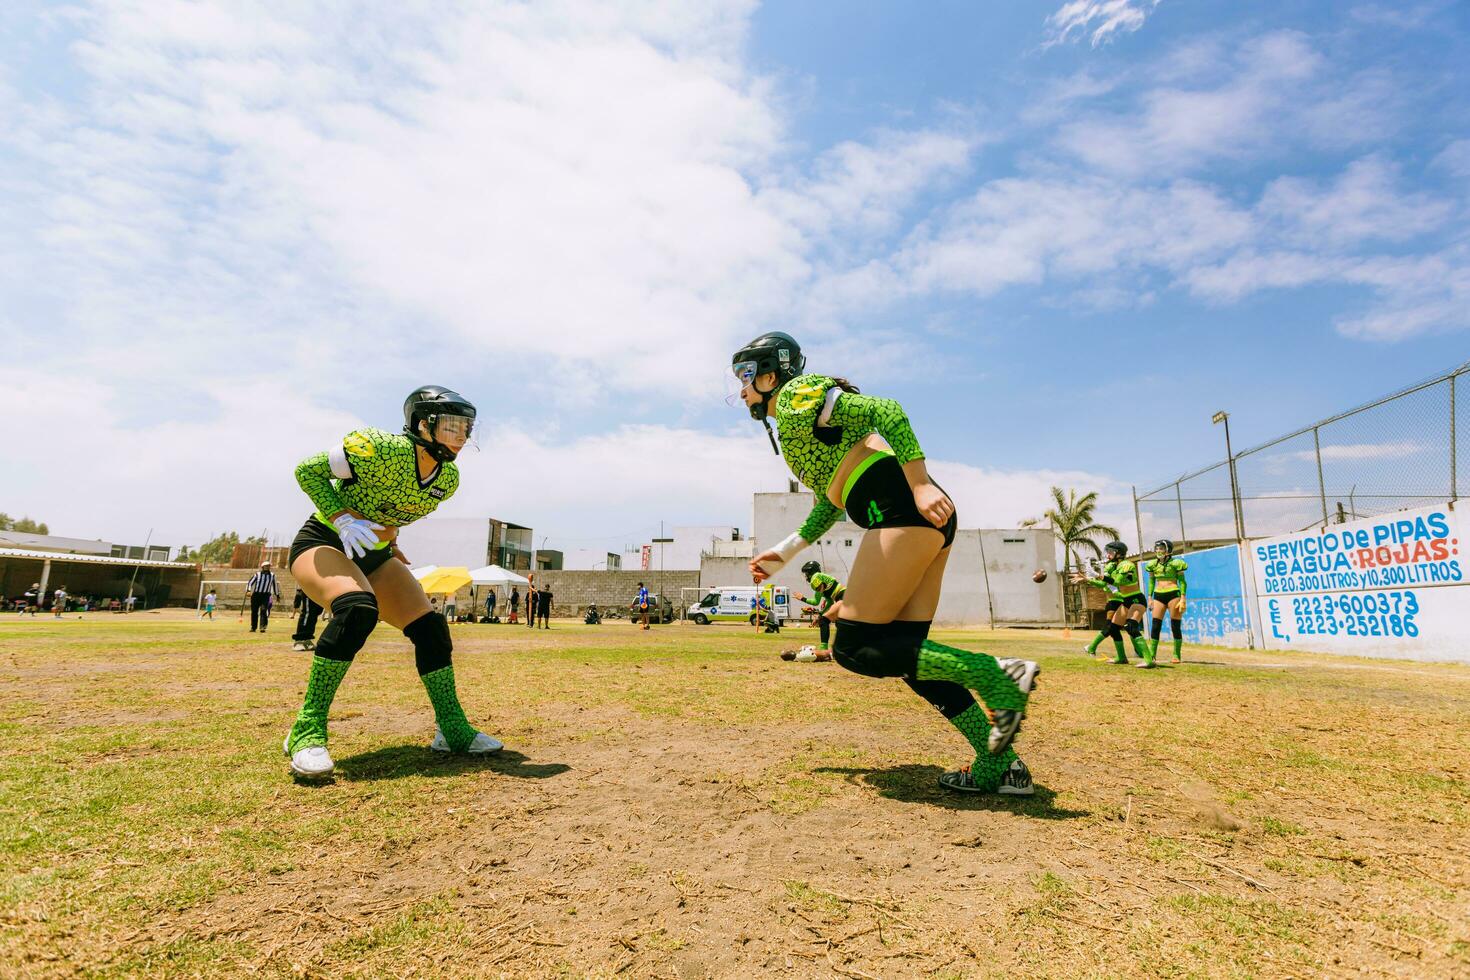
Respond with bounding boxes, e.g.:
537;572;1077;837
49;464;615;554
1172;635;1183;661
946;705;1017;787
288;656;352;753
1086;630;1107;654
1130;633;1150;660
916;640;1026;711
1112;638;1128;664
420;666;478;751
949;705;1017;791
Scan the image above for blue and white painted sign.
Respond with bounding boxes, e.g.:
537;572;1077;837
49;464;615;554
1250;503;1469;662
1146;543;1250;647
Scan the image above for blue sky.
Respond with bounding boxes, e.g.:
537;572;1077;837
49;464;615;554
1;1;1467;553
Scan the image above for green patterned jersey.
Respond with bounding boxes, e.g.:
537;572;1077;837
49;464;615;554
1145;557;1189;595
806;572;846;613
774;374;925;542
295;428;460;532
1088;559;1142;598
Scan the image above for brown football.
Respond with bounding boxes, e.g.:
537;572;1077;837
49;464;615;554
1032;569;1048;583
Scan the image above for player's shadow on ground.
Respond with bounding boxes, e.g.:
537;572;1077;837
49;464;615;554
332;746;571;782
813;764;1089;818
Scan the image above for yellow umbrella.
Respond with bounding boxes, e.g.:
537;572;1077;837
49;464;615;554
418;566;472;595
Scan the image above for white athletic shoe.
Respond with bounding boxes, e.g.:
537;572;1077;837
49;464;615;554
291;641;309;652
429;728;504;754
988;658;1041;756
283;736;334;780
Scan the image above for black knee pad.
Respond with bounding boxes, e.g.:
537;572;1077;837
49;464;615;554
1170;618;1183;637
315;592;379;662
832;619;919;679
1108;622;1122;640
404;611;453;675
1124;619;1142;638
1150;617;1163;640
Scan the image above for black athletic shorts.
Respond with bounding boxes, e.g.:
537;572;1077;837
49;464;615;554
1106;594;1145;612
288;515;397;577
844;453;958;548
1151;590;1182;606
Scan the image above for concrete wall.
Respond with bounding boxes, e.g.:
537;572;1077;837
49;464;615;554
528;569;701;617
395;518;492;569
751;491;1063;626
629;525;742;571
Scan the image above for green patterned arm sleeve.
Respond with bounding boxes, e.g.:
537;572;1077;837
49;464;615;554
828;392;924;464
797;498;843;543
1175;560;1188;596
295;451;347;518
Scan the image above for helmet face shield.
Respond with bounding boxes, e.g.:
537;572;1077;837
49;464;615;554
434;414;475;442
725;360;759;407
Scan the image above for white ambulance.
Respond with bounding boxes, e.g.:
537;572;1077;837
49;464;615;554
687;586;790;625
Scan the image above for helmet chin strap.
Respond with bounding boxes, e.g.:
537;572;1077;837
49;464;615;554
750;379;781;455
412;420;459;463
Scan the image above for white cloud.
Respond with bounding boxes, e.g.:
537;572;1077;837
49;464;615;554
0;1;1007;545
1257;157;1453;246
1309;441;1429;462
1052;32;1401;177
1045;0;1161;48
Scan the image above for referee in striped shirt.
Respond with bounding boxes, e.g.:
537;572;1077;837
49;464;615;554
247;562;281;633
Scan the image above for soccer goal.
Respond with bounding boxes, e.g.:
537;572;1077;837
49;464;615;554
197;579;252;615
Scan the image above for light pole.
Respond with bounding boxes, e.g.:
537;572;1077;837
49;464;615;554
652;521;674;623
1212;410;1245;542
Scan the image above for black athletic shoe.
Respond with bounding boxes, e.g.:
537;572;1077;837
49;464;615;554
997;759;1034;796
938;759;1034;796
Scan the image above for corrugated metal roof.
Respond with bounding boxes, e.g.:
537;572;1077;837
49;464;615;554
0;547;196;570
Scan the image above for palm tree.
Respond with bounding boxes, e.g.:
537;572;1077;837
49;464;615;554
1024;486;1121;576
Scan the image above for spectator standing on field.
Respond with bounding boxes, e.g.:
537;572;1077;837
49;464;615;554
202;591;217;619
636;582;650;630
526;582;538;630
53;586;67;618
22;583;39;616
292;589;322;651
509;586;520;624
246;561;281;632
537;584;553;629
125;594;137;613
485;589;496;622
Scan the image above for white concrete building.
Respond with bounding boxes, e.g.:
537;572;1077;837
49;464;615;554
739;491;1062;626
559;549;622;571
628;525;744;571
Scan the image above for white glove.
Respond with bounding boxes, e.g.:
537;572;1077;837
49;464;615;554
756;532;809;574
332;513;385;559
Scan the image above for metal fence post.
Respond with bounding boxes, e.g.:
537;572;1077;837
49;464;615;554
1175;482;1186;544
1132;486;1143;553
1313;426;1328;525
1451;374;1458;501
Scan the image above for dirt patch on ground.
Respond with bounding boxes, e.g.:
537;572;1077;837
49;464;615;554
2;620;1468;977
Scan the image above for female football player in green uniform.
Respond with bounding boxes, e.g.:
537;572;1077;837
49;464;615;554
1145;539;1189;663
1078;541;1151;665
795;559;845;657
735;333;1038;795
282;386;502;781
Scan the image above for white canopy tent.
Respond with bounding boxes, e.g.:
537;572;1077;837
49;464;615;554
467;564;531;621
468;564;530;587
409;565;439;581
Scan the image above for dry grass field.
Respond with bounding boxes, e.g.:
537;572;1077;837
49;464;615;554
1;612;1467;978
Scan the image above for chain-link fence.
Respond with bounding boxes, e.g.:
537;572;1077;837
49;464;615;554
1136;361;1468;547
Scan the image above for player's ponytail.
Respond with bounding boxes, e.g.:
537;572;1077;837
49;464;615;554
830;377;861;394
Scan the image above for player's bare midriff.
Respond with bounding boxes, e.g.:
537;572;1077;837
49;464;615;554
825;433;893;509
